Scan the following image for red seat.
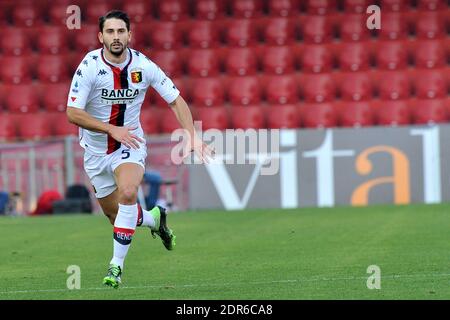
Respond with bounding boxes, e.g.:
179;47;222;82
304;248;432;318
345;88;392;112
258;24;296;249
0;56;32;84
228;76;262;105
225;47;259;76
338;101;375;127
41;82;70;112
51;112;79;137
140;108;161;135
188;21;221;49
262;46;296;75
37;55;69;83
195;106;230;130
12;3;43;27
195;0;226;20
300;73;336;103
337;72;373;101
301;102;338;128
378;12;409;40
231;0;263;19
268;0;300;17
411;98;448;124
339;14;371;41
187;49;220;77
418;0;446;11
86;2;114;23
5;84;40;113
265;75;299;104
147;50;183;78
49;2;77;26
1;27;30;56
37;26;68;54
0;113;17;141
150;22;182;50
301;15;332;43
264;17;297;45
375;70;411;100
375;41;409;70
123;0;153;23
413;69;447;99
337;42;371;71
306;0;336;15
160;108;182;133
267;104;300;129
231;105;265;129
415;12;446;39
301;44;333;73
191;77;225;107
413;40;446;68
74;25;101;52
380;0;409;11
16;113;52;140
344;0;371;13
373;99;411;126
226;19;258;47
157;0;189;21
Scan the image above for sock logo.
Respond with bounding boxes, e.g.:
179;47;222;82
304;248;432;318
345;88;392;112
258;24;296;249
113;227;135;245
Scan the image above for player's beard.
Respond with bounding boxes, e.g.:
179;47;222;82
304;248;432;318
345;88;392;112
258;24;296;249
108;41;127;57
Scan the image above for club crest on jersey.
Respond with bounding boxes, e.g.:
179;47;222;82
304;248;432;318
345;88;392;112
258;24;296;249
131;68;143;83
101;88;139;105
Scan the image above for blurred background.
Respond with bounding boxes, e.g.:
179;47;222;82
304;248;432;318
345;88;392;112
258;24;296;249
0;0;449;216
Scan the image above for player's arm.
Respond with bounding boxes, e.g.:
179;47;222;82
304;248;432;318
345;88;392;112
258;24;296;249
66;107;143;150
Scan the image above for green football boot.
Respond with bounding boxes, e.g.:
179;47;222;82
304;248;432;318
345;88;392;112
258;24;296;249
102;264;122;289
151;206;176;251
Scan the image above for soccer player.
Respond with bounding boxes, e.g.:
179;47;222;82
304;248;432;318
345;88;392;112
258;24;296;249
66;10;213;288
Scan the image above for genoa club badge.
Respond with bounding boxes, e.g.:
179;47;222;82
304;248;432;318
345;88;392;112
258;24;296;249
131;70;142;83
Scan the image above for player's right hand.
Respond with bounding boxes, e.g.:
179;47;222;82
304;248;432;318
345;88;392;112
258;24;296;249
107;125;144;150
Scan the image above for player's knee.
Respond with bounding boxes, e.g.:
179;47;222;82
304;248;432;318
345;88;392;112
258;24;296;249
118;185;138;204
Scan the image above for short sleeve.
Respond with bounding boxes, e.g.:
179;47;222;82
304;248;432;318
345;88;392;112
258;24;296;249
67;57;94;109
144;58;180;104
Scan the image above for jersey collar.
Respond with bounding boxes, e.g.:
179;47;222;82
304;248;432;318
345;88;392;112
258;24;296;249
101;47;133;71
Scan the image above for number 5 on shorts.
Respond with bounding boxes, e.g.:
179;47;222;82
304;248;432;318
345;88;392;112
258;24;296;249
122;149;130;159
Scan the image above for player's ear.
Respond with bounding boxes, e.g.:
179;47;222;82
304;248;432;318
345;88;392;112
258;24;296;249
98;31;104;44
128;30;132;43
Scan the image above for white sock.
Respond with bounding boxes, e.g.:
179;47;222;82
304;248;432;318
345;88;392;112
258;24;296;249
136;204;159;230
110;203;138;270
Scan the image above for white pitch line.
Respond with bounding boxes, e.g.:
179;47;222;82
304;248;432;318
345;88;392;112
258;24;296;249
1;273;450;295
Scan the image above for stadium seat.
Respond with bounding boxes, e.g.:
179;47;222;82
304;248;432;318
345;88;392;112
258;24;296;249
147;50;183;78
225;19;258;47
74;24;101;53
262;46;296;75
225;47;259;76
306;0;336;15
336;72;373;101
231;0;263;19
413;40;447;69
1;27;30;56
37;26;69;55
338;101;375;127
140;108;161;135
188;21;221;49
263;17;297;45
300;73;336;103
268;0;300;17
337;42;371;71
160;107;182;133
413;69;447;99
378;12;409;40
415;11;446;39
265;75;299;104
375;41;409;70
41;82;70;112
195;0;226;20
411;98;448;124
0;114;17;141
301;15;333;43
339;14;371;41
149;22;183;50
86;1;115;23
344;0;371;14
187;49;220;77
375;70;412;100
195;106;230;130
5;84;40;113
231;105;266;129
0;56;32;84
418;0;446;11
373;99;411;126
37;55;69;83
380;0;409;12
301;44;333;73
49;2;76;26
191;77;225;107
123;0;153;23
228;76;262;105
12;3;43;27
157;0;189;21
50;112;79;137
16;113;52;140
301;102;338;128
267;104;300;129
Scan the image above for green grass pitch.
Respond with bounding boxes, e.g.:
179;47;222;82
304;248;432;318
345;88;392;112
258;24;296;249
1;203;450;300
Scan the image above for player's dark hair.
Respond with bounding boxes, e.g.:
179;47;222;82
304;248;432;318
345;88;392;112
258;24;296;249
99;10;130;33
